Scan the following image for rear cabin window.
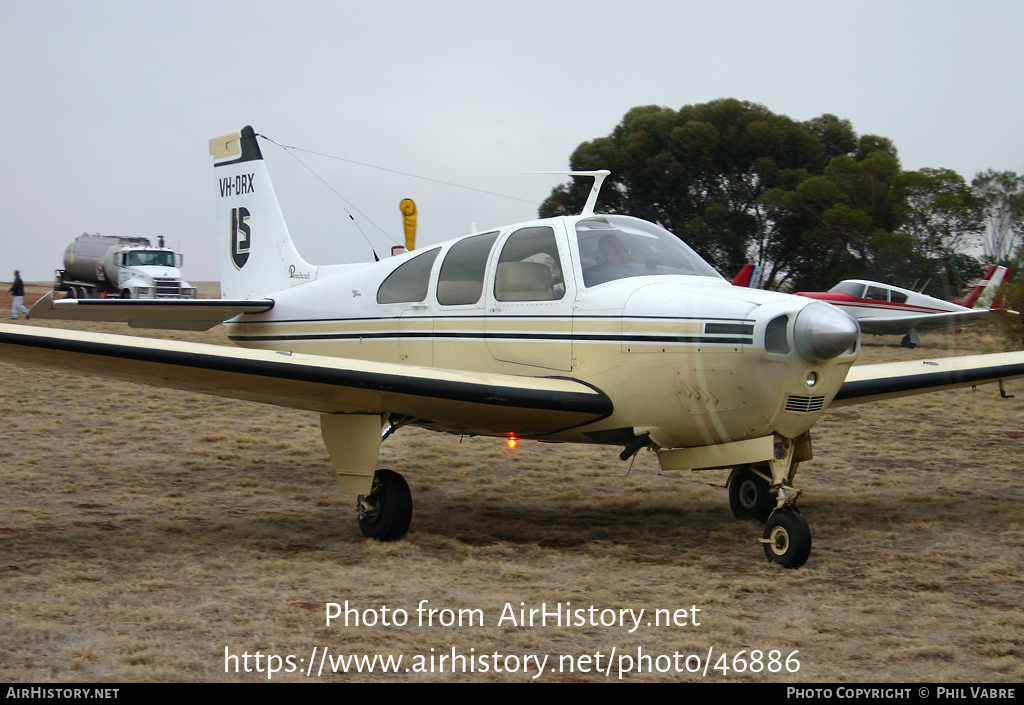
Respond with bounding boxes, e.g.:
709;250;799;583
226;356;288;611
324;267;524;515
437;232;499;306
376;247;440;304
494;226;565;301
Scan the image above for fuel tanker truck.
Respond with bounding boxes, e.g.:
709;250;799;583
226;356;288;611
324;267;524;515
55;234;197;299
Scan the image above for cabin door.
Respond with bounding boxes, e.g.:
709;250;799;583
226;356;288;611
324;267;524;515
485;225;574;372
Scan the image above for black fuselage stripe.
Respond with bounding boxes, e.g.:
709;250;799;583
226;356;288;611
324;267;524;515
227;314;754;325
227;331;753;345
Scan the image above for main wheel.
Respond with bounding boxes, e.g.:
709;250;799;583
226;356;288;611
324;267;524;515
356;469;412;541
728;466;774;522
762;510;812;568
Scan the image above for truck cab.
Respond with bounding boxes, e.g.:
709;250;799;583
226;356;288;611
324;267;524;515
112;246;195;298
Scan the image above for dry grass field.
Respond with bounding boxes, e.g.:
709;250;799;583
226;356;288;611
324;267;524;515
1;283;1022;683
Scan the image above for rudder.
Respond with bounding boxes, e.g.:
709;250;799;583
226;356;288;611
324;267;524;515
962;265;1008;309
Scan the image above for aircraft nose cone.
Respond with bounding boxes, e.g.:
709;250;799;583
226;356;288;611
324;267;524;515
793;302;859;363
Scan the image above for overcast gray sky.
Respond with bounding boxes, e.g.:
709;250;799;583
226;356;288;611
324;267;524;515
2;0;1022;283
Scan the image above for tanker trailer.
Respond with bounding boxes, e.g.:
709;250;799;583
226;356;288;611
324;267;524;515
54;234;197;299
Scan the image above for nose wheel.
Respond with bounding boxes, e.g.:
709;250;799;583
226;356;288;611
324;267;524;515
726;434;813;567
761;509;811;568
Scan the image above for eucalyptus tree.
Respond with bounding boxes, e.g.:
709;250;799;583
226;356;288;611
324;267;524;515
897;168;985;297
972;169;1024;264
541;100;903;290
766;147;912;292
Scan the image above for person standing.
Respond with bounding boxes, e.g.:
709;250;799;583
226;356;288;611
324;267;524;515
9;270;29;320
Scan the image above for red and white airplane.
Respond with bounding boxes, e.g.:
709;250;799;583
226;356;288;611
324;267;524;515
796;266;1014;347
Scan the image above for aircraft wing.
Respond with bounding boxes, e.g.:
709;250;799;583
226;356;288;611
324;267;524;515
856;308;1008;335
832;351;1024;406
29;292;275;331
0;323;611;437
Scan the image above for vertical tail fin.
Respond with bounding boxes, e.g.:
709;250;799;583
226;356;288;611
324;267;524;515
961;265;1008;309
730;264;762;288
209;126;317;299
988;266;1009;309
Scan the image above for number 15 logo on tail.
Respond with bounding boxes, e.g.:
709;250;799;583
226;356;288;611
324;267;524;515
231;207;251;270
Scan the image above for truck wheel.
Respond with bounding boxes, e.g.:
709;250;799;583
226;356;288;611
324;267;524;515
120;289;131;299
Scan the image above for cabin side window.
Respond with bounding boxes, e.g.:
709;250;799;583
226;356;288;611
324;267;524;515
376;247;440;304
436;232;499;306
493;226;564;302
889;290;908;304
865;286;888;301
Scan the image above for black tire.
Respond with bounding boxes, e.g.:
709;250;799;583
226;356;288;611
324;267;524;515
728;466;774;522
762;510;812;568
357;469;412;541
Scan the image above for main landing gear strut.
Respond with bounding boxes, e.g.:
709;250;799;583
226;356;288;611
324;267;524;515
726;434;813;568
319;414;415;543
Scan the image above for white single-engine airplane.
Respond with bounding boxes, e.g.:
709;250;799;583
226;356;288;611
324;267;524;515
796;267;1014;348
4;126;1024;568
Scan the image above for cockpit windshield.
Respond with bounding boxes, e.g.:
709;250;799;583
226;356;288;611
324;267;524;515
575;215;722;287
829;281;866;298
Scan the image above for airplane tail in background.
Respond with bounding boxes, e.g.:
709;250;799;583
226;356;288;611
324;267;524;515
731;264;763;288
961;265;1009;309
209;126;317;300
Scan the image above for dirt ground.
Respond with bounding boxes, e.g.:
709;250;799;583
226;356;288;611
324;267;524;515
1;283;1022;683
